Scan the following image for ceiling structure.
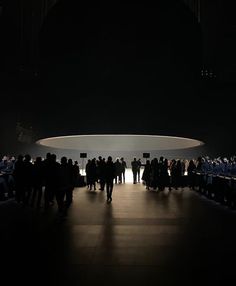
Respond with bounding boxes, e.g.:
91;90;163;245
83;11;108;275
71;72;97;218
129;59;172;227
37;134;204;152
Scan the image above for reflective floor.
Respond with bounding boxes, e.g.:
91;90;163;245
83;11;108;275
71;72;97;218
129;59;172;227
1;184;236;285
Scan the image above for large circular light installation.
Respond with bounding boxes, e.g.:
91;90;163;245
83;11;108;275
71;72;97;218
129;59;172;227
36;135;204;151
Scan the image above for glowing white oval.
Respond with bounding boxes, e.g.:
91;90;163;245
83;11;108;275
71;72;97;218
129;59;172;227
36;135;204;151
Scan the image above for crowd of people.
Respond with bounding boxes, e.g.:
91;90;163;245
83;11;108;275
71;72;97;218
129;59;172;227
85;156;127;191
0;154;128;209
85;156;127;202
142;157;180;191
1;153;236;212
143;154;236;209
0;153;80;214
190;156;236;209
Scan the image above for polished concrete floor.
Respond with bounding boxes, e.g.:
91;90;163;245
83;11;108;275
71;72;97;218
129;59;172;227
1;184;236;286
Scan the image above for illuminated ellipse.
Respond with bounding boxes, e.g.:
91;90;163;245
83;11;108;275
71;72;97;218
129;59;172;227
36;135;204;151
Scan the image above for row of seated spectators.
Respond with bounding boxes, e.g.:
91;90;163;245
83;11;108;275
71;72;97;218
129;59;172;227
0;156;15;200
190;156;236;209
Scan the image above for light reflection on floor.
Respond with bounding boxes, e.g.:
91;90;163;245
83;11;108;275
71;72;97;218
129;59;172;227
81;168;187;183
80;168;144;183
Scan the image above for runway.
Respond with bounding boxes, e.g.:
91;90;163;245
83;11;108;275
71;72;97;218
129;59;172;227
0;183;236;286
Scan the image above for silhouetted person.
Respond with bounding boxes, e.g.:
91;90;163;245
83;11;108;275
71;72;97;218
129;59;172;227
150;158;159;190
43;153;51;208
105;156;115;202
170;159;182;190
85;159;91;189
114;158;122;184
187;159;196;189
170;159;177;190
31;157;44;208
43;153;60;209
137;159;142;183
13;155;25;203
72;160;80;187
65;158;74;205
120;157;127;183
158;156;168;191
131;158;139;184
142;160;151;190
97;157;106;191
87;159;97;191
176;160;184;188
57;156;70;213
164;158;171;191
23;154;33;205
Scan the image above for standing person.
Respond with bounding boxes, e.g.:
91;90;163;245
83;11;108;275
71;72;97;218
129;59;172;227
43;153;59;209
170;159;177;190
31;157;44;208
164;158;171;191
13;155;25;203
72;160;80;187
57;156;70;213
88;159;97;191
150;158;159;190
142;160;151;190
137;159;142;183
187;159;196;189
158;156;167;191
114;158;122;184
65;158;74;206
23;154;33;206
176;160;183;189
85;159;91;189
131;158;139;184
105;156;115;203
97;157;106;191
120;157;127;183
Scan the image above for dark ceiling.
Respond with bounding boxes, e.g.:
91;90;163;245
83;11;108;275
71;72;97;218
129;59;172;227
0;0;236;156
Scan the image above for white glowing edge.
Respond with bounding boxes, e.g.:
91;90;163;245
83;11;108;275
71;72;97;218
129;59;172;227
36;134;204;151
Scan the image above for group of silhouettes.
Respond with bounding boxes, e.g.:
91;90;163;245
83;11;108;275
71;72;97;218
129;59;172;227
2;154;130;210
12;153;80;213
85;157;144;189
86;156;136;202
85;156;190;194
0;154;193;212
3;152;236;214
142;157;188;191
